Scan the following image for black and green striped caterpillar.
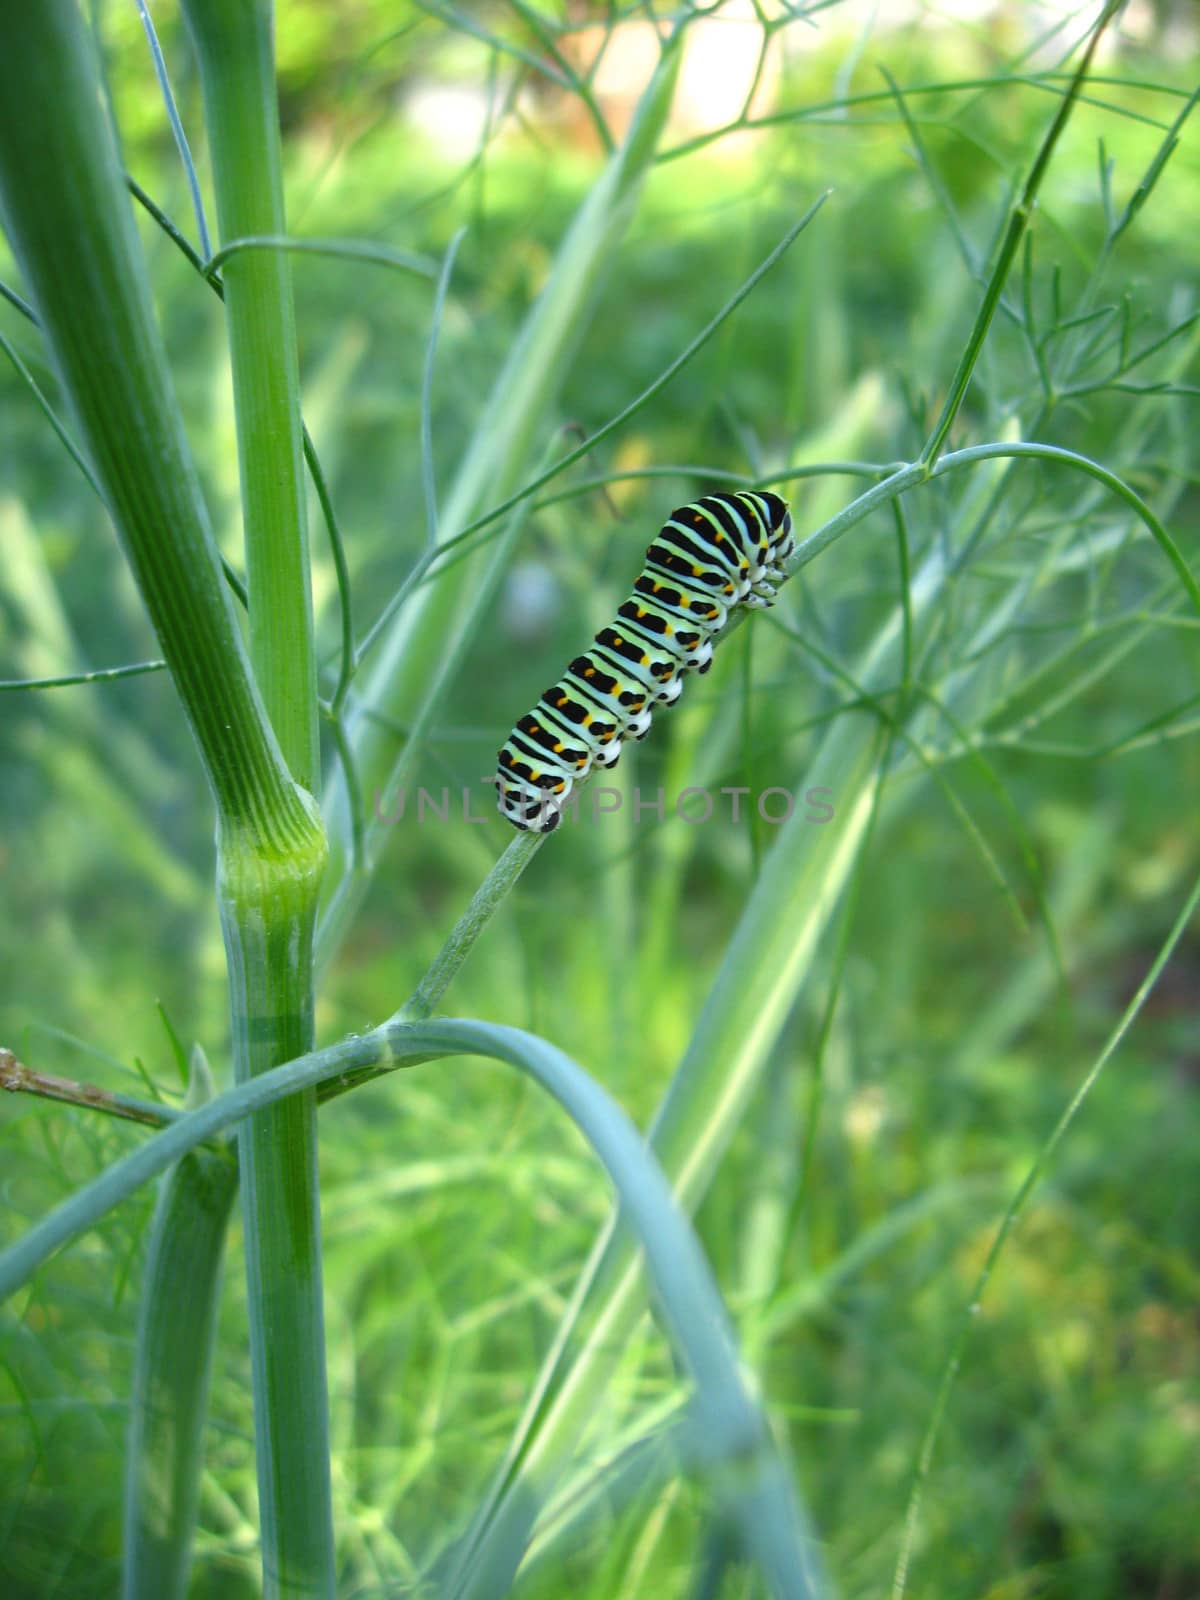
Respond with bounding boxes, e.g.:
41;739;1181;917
496;489;794;832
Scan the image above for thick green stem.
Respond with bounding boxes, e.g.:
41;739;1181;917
179;6;332;1593
181;0;318;792
219;830;332;1600
0;6;331;1594
0;0;307;851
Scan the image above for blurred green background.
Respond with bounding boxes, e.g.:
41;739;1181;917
2;2;1198;1596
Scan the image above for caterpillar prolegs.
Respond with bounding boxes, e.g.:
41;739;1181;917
496;489;794;832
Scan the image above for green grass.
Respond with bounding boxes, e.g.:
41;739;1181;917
2;2;1199;1597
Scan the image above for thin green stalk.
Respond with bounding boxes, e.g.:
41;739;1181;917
928;441;1200;615
304;424;356;717
134;0;212;260
204;232;435;282
658;63;1166;166
790;730;895;1235
509;0;615;155
919;1;1121;467
400;833;545;1021
179;6;333;1593
0;326;104;496
420;228;466;548
0;274;36;320
325;711;365;875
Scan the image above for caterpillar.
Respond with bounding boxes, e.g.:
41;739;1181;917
496;489;794;832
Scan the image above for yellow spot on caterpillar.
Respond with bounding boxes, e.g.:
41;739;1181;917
666;623;673;634
583;712;593;726
636;607;646;618
584;666;596;678
641;653;649;665
692;565;702;576
555;694;567;707
553;742;563;753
